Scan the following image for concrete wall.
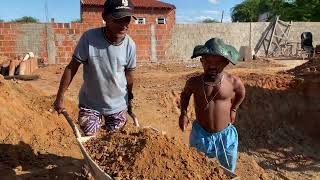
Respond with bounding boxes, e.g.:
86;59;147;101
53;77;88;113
167;22;320;60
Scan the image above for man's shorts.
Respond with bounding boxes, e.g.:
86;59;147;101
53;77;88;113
78;106;127;136
189;120;238;172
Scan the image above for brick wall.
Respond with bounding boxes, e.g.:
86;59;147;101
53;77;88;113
81;7;176;62
50;23;87;64
81;6;104;27
128;8;175;61
0;8;175;64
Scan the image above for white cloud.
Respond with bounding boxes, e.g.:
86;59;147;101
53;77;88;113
208;0;220;4
203;10;221;15
198;16;214;21
176;9;232;24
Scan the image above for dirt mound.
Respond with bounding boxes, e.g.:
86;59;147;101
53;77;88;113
236;153;268;180
238;73;301;89
235;59;286;69
0;78;84;178
85;125;229;179
287;61;320;76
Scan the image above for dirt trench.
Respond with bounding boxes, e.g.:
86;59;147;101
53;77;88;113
177;71;320;179
130;62;320;179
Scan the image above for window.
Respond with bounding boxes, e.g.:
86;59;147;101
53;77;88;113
135;17;146;24
156;17;166;24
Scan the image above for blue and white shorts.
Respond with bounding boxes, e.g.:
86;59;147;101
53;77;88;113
190;120;238;172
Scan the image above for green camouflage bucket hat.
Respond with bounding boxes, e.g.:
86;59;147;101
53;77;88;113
191;38;240;65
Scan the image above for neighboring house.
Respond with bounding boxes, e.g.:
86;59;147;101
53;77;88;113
80;0;176;26
80;0;176;62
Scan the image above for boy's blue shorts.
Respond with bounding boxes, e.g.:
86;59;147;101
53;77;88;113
190;120;238;172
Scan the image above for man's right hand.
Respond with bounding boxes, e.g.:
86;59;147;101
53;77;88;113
53;98;64;114
179;114;189;132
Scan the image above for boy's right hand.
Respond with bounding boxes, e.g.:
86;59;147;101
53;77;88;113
179;114;189;132
53;98;64;114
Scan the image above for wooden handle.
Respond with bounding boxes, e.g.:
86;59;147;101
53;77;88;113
61;109;82;138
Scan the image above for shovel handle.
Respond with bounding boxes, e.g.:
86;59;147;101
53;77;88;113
61;109;82;138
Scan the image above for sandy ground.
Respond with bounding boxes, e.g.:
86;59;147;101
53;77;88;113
1;58;320;179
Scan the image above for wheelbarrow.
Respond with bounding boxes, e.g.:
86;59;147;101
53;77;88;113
61;109;140;179
61;110;238;180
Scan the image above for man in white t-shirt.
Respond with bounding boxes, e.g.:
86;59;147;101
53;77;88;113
54;0;138;135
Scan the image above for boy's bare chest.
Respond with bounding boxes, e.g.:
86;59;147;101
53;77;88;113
194;81;234;101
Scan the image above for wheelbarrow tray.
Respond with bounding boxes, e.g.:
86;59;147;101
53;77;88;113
62;111;239;180
77;136;113;180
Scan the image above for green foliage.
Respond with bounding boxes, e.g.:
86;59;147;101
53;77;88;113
13;16;39;23
202;18;219;23
231;0;320;22
231;0;261;22
0;19;4;22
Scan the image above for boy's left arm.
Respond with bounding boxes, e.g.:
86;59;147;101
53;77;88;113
231;76;246;123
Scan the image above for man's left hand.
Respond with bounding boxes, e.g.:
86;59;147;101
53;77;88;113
128;100;139;127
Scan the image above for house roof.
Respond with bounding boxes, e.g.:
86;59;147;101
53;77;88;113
81;0;176;9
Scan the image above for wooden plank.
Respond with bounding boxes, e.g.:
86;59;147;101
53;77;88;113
266;16;279;57
254;20;273;54
278;19;291;27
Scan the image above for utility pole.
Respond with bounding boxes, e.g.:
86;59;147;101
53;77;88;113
220;10;224;23
44;0;49;22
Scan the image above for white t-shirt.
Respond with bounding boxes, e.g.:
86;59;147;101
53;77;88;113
73;27;136;115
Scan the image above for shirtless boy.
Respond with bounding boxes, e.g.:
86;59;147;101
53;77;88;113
179;38;245;172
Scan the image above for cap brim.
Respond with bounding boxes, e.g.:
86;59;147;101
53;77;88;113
111;12;137;20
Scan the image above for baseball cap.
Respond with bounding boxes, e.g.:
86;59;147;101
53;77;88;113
104;0;136;19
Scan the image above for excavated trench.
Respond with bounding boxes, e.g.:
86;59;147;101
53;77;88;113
231;73;320;177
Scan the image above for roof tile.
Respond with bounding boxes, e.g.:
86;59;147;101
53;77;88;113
81;0;175;9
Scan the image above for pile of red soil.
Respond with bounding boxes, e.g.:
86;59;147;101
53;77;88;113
85;125;230;179
287;61;320;76
0;76;84;178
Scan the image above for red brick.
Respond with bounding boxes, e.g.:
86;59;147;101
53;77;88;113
51;23;58;29
3;23;11;29
64;23;70;28
58;23;64;28
68;29;75;34
57;47;64;51
0;47;6;52
65;47;72;52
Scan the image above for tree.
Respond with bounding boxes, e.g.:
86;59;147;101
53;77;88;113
13;16;39;23
231;0;261;22
202;18;219;23
0;19;4;22
231;0;320;22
